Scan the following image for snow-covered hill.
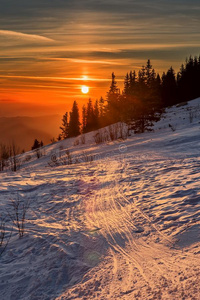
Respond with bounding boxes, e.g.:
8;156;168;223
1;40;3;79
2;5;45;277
0;98;200;299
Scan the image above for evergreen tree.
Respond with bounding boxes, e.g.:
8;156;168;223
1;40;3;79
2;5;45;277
177;56;200;102
122;60;162;132
99;96;105;118
161;67;178;106
124;73;130;95
56;55;200;138
85;98;95;132
106;72;120;123
108;72;118;94
137;66;146;90
82;105;87;133
31;139;40;150
129;71;137;95
57;134;62;141
60;112;69;139
94;99;100;128
145;59;153;86
68;101;80;137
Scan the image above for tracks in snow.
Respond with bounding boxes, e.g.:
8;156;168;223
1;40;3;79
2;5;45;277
64;156;200;299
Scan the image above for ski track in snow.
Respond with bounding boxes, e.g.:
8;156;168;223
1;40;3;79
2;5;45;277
0;98;200;299
61;155;200;300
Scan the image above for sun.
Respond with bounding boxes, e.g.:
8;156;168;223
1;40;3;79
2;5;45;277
81;85;89;94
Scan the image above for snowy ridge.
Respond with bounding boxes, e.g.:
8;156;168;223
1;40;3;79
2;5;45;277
0;98;200;299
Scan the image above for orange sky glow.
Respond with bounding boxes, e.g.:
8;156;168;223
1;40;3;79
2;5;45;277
0;1;200;117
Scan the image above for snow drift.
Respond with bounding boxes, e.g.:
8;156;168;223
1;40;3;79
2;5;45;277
0;98;200;299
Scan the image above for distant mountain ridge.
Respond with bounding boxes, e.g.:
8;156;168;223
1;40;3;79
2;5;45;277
0;114;62;151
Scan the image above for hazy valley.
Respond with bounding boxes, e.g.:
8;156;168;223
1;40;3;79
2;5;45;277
0;115;62;151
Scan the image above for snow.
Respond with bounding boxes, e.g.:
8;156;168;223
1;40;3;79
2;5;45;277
0;98;200;299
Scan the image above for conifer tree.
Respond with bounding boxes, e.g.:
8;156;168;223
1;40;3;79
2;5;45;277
161;67;177;106
124;73;130;95
85;98;95;132
60;112;69;139
82;105;87;133
177;56;200;102
129;71;136;95
94;99;99;128
99;97;105;118
138;66;146;88
106;72;120;123
68;101;80;137
31;139;40;150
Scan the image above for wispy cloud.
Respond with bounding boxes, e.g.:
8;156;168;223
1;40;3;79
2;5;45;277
0;98;16;102
0;75;111;82
47;57;121;65
0;30;53;42
0;0;200;111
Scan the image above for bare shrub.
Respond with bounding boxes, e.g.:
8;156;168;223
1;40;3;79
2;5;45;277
79;151;94;163
108;124;117;141
94;127;119;144
24;154;32;162
51;137;56;144
0;217;5;247
66;149;72;165
169;123;176;132
74;139;80;146
0;143;21;172
80;134;86;144
35;148;44;159
103;129;110;142
59;150;72;165
94;130;104;144
48;154;60;167
48;148;95;167
57;145;64;159
189;111;194;123
94;123;128;144
48;149;72;167
9;143;21;172
188;110;199;123
8;196;30;238
118;122;128;140
0;215;12;256
0;144;9;171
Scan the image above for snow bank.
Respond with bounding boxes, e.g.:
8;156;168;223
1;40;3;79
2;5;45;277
0;98;200;299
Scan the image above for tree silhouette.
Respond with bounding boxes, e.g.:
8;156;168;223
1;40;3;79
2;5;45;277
58;55;200;138
106;72;120;123
177;56;200;102
68;101;80;137
31;139;40;150
85;98;95;132
82;105;87;133
60;112;69;139
161;67;177;106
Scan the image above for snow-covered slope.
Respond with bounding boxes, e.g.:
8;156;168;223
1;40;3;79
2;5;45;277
0;98;200;300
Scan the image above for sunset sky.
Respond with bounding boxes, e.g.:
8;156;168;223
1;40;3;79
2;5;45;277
0;0;200;116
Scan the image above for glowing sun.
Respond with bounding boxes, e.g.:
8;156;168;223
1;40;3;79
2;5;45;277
81;85;89;94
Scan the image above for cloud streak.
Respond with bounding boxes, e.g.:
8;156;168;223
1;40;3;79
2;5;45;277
0;75;111;82
0;0;200;113
0;30;53;42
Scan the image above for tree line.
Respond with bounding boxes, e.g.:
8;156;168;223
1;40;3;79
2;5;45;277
1;55;199;171
59;55;200;138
